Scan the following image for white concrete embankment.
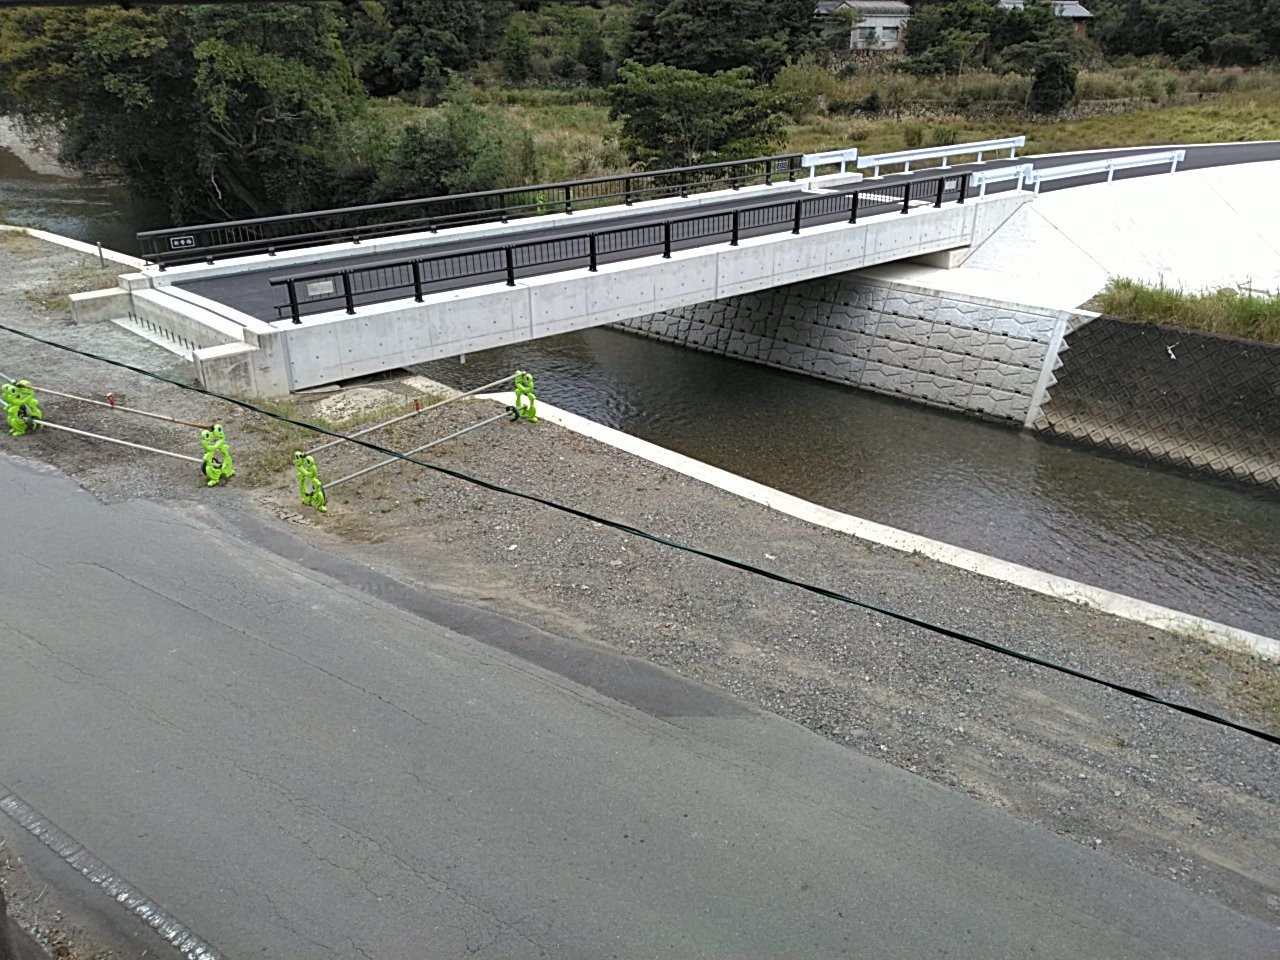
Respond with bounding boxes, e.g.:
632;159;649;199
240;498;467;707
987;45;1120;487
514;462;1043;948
862;159;1280;309
492;394;1280;661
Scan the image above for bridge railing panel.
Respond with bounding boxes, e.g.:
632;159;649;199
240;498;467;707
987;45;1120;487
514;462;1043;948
141;154;804;268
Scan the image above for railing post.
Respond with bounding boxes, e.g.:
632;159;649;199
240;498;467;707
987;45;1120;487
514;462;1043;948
624;176;633;205
849;192;859;224
287;279;301;325
663;222;672;259
900;185;911;215
505;247;517;285
792;200;802;235
731;210;740;246
934;175;945;208
342;272;356;314
589;233;598;271
412;261;424;302
731;164;740;190
765;164;773;186
564;185;573;214
958;172;969;203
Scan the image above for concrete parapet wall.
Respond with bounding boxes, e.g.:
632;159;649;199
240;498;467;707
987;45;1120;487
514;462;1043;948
620;273;1072;424
1034;316;1280;490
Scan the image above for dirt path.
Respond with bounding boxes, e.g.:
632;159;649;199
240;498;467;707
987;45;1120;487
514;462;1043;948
2;234;1278;939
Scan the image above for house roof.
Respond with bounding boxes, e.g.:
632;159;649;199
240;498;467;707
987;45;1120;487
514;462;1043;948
1052;1;1095;18
997;0;1094;16
821;0;911;14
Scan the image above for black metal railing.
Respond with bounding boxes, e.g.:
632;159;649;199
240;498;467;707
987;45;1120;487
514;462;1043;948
137;154;805;268
269;172;968;325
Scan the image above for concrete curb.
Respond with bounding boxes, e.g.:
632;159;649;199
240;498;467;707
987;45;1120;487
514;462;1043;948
0;224;145;270
487;394;1280;661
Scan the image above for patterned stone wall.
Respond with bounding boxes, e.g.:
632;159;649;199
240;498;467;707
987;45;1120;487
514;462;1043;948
1034;316;1280;490
619;274;1074;424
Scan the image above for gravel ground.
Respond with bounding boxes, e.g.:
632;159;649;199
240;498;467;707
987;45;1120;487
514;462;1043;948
3;235;1279;938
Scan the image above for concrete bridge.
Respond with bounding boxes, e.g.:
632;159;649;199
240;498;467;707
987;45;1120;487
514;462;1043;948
74;141;1280;409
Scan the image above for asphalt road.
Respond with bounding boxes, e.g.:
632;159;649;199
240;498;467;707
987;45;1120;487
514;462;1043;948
173;141;1280;323
1;452;1276;959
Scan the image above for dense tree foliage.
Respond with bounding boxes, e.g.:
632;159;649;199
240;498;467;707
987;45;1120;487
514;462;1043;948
1090;0;1280;66
0;3;363;219
900;0;1071;73
337;0;505;97
608;60;782;167
623;0;817;80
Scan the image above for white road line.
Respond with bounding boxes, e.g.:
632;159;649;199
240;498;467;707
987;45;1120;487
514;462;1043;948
0;786;220;959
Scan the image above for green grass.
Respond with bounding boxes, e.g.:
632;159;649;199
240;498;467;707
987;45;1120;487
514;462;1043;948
1093;277;1280;344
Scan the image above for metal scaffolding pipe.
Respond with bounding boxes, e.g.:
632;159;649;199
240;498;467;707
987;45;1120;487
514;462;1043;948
325;411;510;490
32;420;203;463
306;374;518;457
29;385;212;430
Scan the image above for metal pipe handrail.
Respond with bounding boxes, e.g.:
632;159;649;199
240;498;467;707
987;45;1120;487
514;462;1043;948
140;168;788;266
304;373;517;456
137;153;804;265
33;420;203;463
28;384;212;430
326;411;511;489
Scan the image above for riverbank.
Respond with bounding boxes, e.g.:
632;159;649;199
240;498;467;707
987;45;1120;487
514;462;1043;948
2;234;1278;931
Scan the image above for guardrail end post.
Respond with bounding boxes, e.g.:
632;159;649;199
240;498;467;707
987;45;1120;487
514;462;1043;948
505;247;517;285
589;233;599;271
934;175;945;208
792;200;802;235
663;222;672;259
412;261;424;302
731;210;740;246
287;279;302;324
342;272;356;314
849;192;858;223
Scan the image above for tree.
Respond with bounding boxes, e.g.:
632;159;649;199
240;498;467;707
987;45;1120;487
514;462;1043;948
500;19;533;83
0;3;365;220
1028;50;1077;114
608;60;782;168
577;18;607;85
823;6;864;53
622;0;816;81
337;0;502;97
373;86;535;199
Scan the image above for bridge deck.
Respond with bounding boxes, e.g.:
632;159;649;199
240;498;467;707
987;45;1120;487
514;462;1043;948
170;143;1280;324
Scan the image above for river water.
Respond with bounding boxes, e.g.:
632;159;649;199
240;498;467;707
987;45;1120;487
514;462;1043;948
4;140;1278;638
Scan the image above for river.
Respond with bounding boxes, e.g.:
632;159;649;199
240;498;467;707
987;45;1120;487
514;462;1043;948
3;138;1278;638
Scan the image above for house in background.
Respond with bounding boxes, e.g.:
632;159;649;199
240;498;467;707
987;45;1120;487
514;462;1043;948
997;0;1095;38
816;0;911;52
815;0;1094;51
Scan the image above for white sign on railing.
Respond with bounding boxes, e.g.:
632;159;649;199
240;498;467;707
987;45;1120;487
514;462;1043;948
859;136;1027;177
1024;150;1186;194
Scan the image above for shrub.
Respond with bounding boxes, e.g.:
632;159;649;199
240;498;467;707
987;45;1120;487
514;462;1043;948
901;123;924;148
928;124;960;146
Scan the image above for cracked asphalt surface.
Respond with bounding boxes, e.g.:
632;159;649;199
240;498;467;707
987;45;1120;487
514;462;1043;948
1;451;1278;960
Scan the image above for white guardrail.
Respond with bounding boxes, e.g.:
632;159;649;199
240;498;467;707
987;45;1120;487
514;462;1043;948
969;163;1035;197
800;147;860;180
858;136;1026;177
1023;149;1186;193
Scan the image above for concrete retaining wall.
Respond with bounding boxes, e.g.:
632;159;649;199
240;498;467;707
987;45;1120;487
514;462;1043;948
1033;316;1280;490
619;274;1074;424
